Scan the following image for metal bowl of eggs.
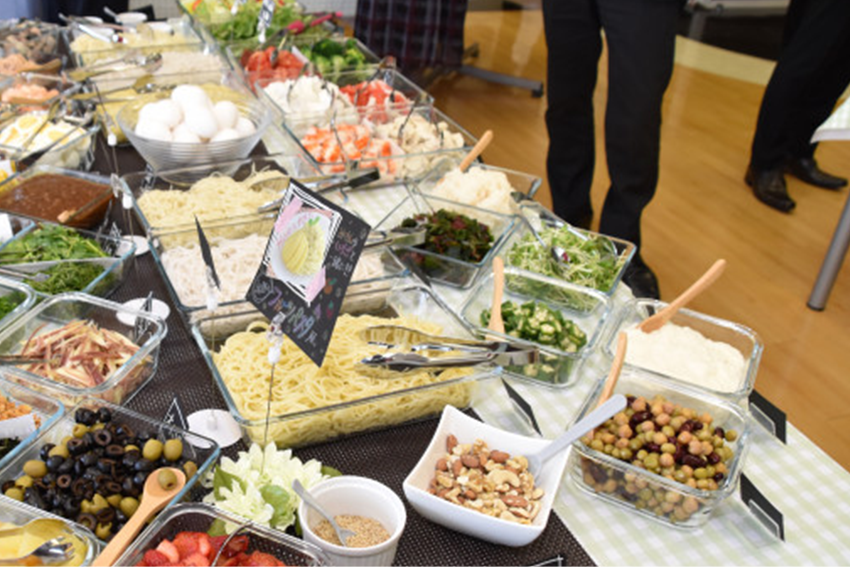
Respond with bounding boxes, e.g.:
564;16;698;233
117;83;271;184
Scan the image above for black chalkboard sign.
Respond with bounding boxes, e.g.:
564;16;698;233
246;180;370;366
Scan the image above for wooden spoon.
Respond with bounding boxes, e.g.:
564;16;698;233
24;59;62;74
637;259;727;334
93;468;186;567
599;332;627;406
488;257;505;335
459;129;493;172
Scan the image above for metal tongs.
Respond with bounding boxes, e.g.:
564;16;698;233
363;226;426;249
254;168;382;213
357;325;538;377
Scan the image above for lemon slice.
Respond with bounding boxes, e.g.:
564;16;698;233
282;229;309;274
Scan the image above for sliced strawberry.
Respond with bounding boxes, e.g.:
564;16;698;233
172;533;199;559
194;532;212;557
243;551;286;566
156;540;180;565
142;549;171;567
209;535;228;555
182;552;211;567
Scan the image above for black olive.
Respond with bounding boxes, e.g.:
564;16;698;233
71;478;87;497
45;455;65;472
95;506;115;523
51;495;63;510
82;432;95;448
96;408;112;423
114;423;135;439
41;473;56;486
94;430;112;447
94;474;110;489
2;480;15;493
114;509;127;524
40;443;56;461
80;453;98;467
97;458;116;474
57;474;72;490
104;481;122;495
77;512;97;530
75;408;96;426
121;476;134;493
67;438;85;456
63;498;81;516
135;431;152;444
121;452;139;469
25;488;45;510
106;445;124;458
134;459;154;473
73;460;85;477
32;479;48;492
57;459;74;475
132;471;148;487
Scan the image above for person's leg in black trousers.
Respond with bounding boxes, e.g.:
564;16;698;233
747;0;850;211
542;0;601;230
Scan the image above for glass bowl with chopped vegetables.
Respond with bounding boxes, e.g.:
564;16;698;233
499;202;636;302
460;267;612;387
0;276;34;331
374;194;515;289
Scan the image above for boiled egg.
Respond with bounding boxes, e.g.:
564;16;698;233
155;99;183;129
183;105;219;140
234;116;256;137
172;123;201;144
210;128;240;143
213;101;239;130
171;85;211;112
135;119;172;142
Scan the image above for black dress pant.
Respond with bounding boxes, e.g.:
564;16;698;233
542;0;680;250
750;0;850;171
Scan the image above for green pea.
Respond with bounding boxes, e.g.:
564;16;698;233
143;439;163;462
163;439;183;462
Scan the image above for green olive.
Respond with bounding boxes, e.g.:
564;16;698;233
725;430;738;442
91;493;108;512
124;444;139;454
163;439;183;462
119;496;139;518
48;444;70;459
143;439;163;462
95;522;112;540
4;487;23;501
158;469;178;491
15;475;33;488
72;423;89;438
80;499;92;514
183;461;198;479
22;460;47;478
107;494;122;508
91;423;105;431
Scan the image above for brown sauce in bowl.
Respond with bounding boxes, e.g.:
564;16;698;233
0;173;112;228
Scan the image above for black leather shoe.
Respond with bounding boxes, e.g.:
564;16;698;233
623;257;660;300
745;166;796;212
785;158;847;190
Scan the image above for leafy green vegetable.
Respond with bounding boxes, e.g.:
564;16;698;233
0;438;21;461
307;38;370;81
0;225;110;295
208;1;306;42
213;465;245;500
260;484;292;527
506;226;624;292
0;292;24;321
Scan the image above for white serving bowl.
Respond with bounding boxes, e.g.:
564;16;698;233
116;12;147;27
402;405;569;547
298;476;406;566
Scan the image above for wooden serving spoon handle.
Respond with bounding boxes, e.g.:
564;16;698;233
459;130;493;172
638;259;727;333
599;332;627;405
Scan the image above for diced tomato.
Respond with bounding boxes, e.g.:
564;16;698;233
181;552;211;567
242;551;287;566
156;541;180;565
172;533;199;558
141;549;171;567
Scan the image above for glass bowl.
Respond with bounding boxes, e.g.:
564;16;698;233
116;503;328;566
568;367;751;529
116;72;271;180
373;193;515;289
0;73;80;108
0;397;219;541
0;111;98;169
0;276;35;331
0;494;101;566
0;293;166;406
603;298;763;402
191;283;497;448
414;163;542;215
459;266;612;387
0;165;113;229
0;375;64;470
0;216;136;299
500;201;636;298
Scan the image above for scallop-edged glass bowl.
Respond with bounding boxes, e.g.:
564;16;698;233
0;292;166;406
603;298;762;403
116;503;328;566
373;193;515;289
460;267;612;388
116;72;271;181
403;405;569;547
568;367;751;528
0;374;64;471
0;494;101;566
0;276;35;331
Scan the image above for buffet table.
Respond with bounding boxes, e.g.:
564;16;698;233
95;145;850;566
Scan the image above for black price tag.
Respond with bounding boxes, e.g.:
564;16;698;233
195;216;221;290
531;555;565;567
141;163;156;191
749;389;787;443
134;292;154;341
96;222;122;256
740;473;785;541
246;180;371;366
501;378;542;436
163;396;188;432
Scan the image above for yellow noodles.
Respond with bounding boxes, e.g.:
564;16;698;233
212;314;476;447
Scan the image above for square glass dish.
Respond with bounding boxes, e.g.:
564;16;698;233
500;201;636;298
0;21;64;68
120;155;313;236
191;283;497;448
0;276;35;330
0;73;80;107
115;503;328;566
0;165;113;229
414;163;543;217
0;397;219;542
568;367;751;529
284;105;476;183
0;292;166;406
0;375;64;470
459;267;611;387
0;494;101;566
0;216;135;299
373;193;515;289
603;298;762;402
0;110;98;169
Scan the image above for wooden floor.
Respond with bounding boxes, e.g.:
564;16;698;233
429;10;850;471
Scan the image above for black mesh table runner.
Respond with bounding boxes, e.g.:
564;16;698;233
93;143;595;566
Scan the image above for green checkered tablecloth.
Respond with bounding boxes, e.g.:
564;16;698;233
330;180;850;566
